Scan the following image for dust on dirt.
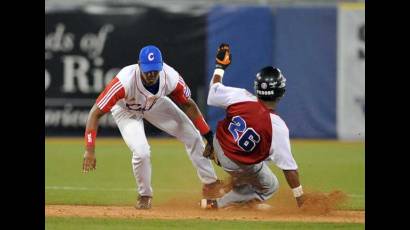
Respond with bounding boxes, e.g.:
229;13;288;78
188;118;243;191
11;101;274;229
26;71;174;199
300;190;348;214
46;189;363;223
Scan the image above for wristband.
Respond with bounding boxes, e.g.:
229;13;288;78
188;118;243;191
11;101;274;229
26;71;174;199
85;130;96;148
292;185;304;198
193;116;210;135
213;68;225;78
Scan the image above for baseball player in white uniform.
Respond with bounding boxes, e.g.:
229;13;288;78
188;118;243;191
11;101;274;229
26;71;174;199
82;45;224;209
200;43;305;209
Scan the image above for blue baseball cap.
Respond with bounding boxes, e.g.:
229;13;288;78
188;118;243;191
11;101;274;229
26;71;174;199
139;45;163;72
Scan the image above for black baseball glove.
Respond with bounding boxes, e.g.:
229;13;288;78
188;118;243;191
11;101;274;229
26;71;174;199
215;43;231;70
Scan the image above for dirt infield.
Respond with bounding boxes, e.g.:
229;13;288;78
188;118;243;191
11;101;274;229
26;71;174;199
45;191;364;223
45;205;363;223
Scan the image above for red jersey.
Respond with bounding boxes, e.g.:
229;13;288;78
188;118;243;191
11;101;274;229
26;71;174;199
216;100;273;164
207;82;297;169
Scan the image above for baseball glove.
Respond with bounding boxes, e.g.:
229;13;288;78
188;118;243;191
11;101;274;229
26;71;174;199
203;143;220;166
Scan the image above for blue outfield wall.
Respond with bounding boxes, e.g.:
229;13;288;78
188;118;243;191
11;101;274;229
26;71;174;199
206;5;275;133
206;5;337;138
273;6;337;138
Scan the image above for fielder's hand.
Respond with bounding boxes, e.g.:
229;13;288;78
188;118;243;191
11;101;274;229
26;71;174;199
215;43;231;70
83;149;97;173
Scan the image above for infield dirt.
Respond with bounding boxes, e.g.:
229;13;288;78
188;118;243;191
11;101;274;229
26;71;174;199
45;190;364;223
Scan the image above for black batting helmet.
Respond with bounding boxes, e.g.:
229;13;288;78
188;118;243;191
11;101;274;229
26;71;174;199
254;66;286;101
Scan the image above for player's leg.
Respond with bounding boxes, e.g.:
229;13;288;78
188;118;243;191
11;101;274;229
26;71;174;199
248;162;279;201
216;173;278;209
208;136;279;208
143;97;218;185
111;108;153;208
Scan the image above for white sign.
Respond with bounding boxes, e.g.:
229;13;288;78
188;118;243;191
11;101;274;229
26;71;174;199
337;3;365;140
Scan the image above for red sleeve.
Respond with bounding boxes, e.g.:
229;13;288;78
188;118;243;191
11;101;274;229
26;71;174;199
169;76;191;105
96;77;125;112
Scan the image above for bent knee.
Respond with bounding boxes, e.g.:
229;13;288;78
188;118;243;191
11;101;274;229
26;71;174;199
178;131;204;147
262;174;280;197
131;147;151;163
269;180;279;195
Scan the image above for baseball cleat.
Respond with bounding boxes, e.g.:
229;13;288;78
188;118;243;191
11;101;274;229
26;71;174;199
200;199;218;209
135;195;152;209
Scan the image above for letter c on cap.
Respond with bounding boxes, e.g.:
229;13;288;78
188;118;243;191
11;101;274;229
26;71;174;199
148;52;154;61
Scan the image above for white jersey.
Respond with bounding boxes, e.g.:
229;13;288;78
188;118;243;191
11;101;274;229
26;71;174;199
208;82;297;169
96;62;191;118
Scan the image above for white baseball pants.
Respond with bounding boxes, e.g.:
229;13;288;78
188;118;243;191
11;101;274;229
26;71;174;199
111;97;217;197
213;135;279;208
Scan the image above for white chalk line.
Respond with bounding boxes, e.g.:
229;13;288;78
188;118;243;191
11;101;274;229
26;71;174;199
45;186;199;194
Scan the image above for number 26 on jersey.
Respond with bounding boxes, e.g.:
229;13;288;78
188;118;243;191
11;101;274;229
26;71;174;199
228;116;260;152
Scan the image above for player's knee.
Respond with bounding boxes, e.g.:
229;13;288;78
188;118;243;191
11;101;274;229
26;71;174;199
269;174;280;196
263;174;279;197
131;147;151;163
179;131;203;149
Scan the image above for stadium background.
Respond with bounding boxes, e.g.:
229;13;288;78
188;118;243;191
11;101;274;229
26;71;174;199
45;1;365;228
45;0;365;140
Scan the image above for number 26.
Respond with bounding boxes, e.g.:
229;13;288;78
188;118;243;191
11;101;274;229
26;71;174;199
228;116;260;152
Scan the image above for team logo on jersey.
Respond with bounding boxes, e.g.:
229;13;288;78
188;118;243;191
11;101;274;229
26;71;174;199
148;52;154;61
177;76;191;98
126;103;144;111
125;97;158;111
184;86;191;98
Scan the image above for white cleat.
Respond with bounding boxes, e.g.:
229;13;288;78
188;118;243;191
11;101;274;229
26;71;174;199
200;199;218;209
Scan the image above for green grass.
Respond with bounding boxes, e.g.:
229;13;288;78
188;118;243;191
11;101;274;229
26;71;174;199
46;217;365;230
45;138;364;209
46;138;209;206
45;138;364;229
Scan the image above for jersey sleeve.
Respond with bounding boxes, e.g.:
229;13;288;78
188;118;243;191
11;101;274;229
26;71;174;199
268;117;298;170
169;75;191;105
96;77;126;113
207;83;256;108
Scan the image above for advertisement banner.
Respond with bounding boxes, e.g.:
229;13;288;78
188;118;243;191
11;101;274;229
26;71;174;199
45;7;206;136
337;3;365;140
